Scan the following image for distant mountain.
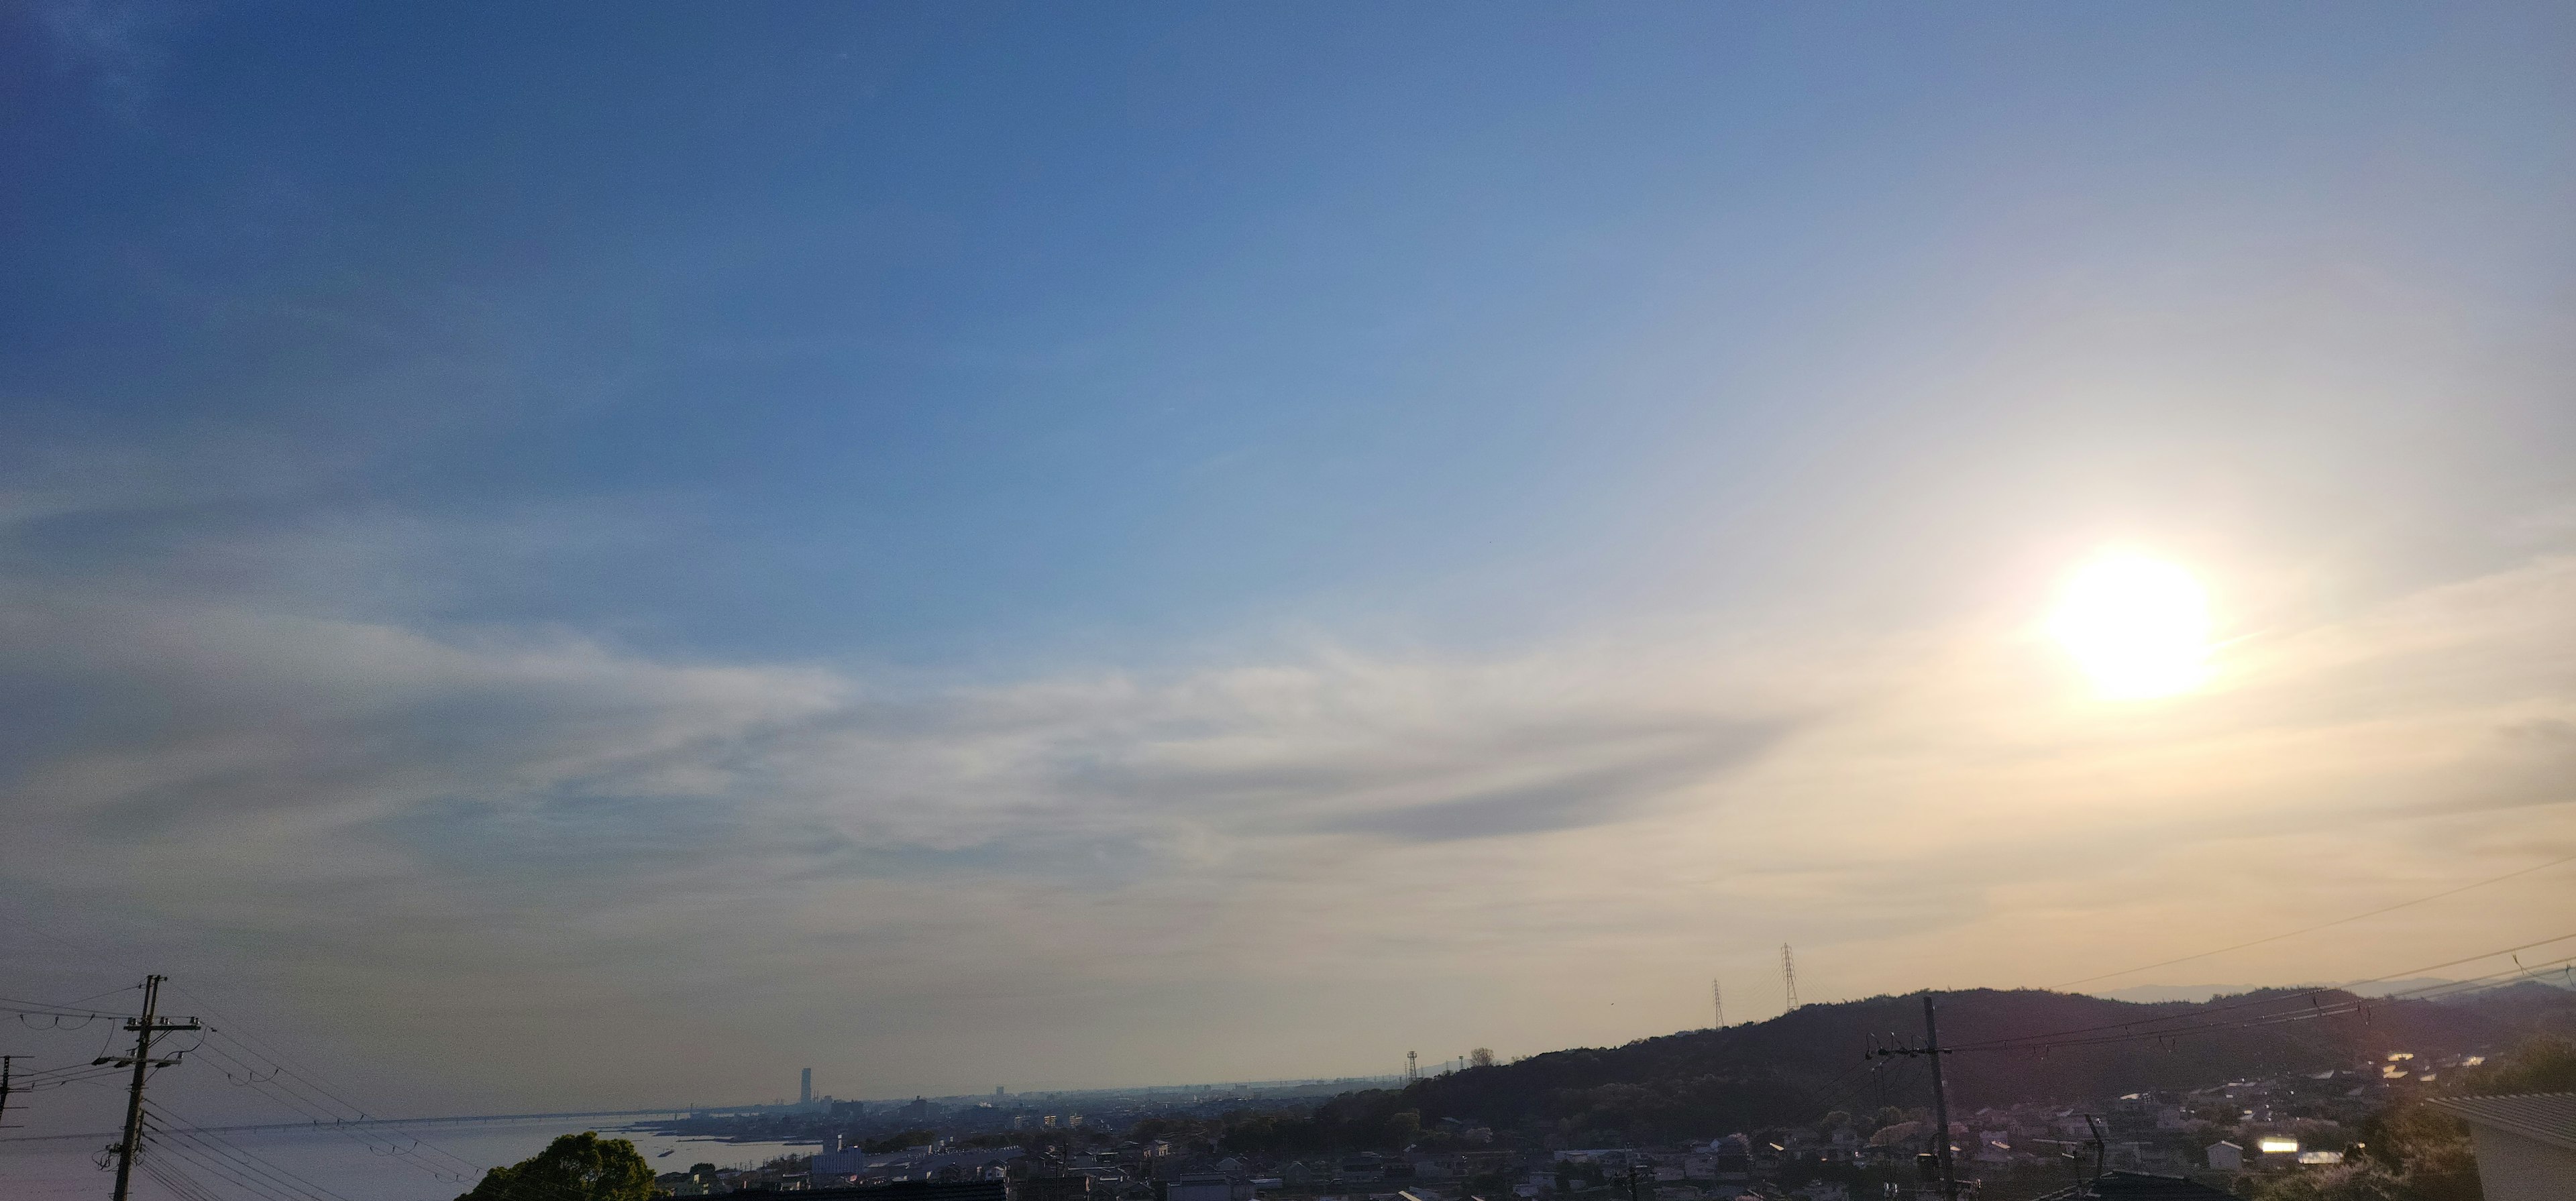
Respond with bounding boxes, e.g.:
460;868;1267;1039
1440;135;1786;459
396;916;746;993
2096;984;2273;1004
1362;984;2576;1145
2096;977;2567;1004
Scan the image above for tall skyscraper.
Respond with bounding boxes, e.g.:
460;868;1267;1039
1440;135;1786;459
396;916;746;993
801;1068;813;1106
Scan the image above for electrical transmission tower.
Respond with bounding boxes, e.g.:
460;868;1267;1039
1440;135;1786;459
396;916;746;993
1782;944;1798;1012
0;1055;21;1131
1711;980;1725;1028
97;974;199;1201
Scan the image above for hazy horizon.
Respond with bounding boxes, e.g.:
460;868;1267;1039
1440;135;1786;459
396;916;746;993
5;1;2574;1128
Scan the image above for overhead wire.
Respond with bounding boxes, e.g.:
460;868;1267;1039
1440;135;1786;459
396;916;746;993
144;1100;356;1201
0;996;136;1019
11;1064;131;1091
140;1157;229;1201
1954;952;2576;1055
181;1039;483;1182
0;916;512;1192
1953;930;2576;1051
142;1121;311;1201
160;985;497;1179
170;1035;659;1201
145;1131;317;1201
2052;851;2576;988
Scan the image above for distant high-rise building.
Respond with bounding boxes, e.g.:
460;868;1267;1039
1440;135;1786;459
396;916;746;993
801;1068;813;1106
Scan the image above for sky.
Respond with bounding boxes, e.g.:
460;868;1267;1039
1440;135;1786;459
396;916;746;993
3;1;2575;1121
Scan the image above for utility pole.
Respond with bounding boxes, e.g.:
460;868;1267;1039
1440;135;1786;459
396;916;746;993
97;975;199;1201
1923;996;1957;1201
1866;994;1958;1201
0;1055;21;1129
1711;980;1725;1029
1781;945;1797;1013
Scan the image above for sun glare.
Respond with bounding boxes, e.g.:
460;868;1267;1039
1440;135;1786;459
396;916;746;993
2049;553;2210;699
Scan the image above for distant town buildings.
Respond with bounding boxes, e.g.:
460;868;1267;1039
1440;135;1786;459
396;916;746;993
636;1034;2551;1201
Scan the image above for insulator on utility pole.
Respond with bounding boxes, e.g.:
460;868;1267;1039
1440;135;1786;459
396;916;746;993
104;974;201;1201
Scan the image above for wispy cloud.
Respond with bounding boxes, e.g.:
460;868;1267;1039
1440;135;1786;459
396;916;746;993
31;0;191;118
4;485;2572;1102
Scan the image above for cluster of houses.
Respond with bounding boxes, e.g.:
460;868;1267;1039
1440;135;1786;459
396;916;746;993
649;1045;2567;1200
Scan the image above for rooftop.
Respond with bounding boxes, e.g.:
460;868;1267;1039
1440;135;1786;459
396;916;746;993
2033;1171;2234;1200
2426;1092;2576;1153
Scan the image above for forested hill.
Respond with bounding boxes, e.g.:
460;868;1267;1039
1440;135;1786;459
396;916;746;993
1319;983;2576;1146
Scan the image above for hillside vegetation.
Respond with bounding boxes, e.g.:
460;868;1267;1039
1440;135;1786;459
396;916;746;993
1249;983;2576;1149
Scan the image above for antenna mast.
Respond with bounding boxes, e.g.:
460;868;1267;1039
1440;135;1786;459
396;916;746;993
1782;944;1799;1012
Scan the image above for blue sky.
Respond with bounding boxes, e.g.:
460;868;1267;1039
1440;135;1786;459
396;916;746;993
4;2;2575;1115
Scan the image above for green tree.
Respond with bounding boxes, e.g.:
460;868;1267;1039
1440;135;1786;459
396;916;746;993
2236;1162;2410;1201
2351;1101;2479;1201
865;1129;942;1153
455;1132;657;1201
2461;1033;2576;1094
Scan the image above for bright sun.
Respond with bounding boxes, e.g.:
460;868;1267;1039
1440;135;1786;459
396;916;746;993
2049;553;2211;699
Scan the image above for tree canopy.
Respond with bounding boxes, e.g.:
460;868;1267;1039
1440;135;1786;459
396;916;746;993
454;1131;658;1201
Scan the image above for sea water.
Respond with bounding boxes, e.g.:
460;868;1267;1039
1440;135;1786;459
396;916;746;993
0;1118;815;1201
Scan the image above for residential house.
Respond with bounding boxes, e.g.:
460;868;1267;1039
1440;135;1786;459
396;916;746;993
2427;1092;2576;1201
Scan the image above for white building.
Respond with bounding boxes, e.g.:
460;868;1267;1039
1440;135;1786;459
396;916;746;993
2428;1093;2576;1201
2204;1141;2242;1171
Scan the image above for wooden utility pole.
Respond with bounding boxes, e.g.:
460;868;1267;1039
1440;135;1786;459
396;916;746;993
1922;995;1958;1201
98;975;199;1201
1866;994;1960;1201
0;1055;21;1130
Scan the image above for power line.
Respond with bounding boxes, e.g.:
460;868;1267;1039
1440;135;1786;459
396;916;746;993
1951;950;2576;1056
146;1127;322;1201
1866;996;1959;1201
2054;850;2576;988
103;974;202;1201
153;984;494;1182
139;1155;232;1201
144;1102;353;1201
1960;930;2576;1051
0;995;138;1019
0;917;476;1173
